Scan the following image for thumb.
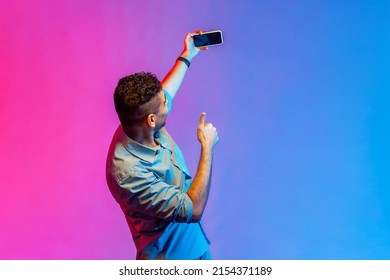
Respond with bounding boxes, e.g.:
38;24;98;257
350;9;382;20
199;112;206;126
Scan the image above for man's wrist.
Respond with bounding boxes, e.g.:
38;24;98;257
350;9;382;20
200;145;213;158
179;50;194;62
177;57;190;68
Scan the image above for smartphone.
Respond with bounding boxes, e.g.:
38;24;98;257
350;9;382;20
193;30;223;47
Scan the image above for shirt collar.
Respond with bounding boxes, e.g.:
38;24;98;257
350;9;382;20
156;128;172;152
118;126;159;164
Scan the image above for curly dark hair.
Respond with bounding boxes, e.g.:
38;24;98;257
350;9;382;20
114;72;162;126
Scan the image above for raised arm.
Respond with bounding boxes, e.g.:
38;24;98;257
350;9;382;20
161;31;207;100
187;112;219;222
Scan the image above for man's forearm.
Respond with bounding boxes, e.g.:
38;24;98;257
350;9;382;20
161;31;201;100
161;51;192;100
187;148;213;222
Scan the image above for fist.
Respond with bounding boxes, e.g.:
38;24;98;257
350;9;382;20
197;112;219;151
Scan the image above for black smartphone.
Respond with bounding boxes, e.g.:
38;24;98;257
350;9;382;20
193;30;223;47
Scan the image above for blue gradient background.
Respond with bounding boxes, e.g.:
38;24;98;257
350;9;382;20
0;0;389;259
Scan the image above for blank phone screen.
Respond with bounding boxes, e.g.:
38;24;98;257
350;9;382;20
194;31;223;47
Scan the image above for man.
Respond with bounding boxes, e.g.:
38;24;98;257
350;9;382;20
106;31;219;260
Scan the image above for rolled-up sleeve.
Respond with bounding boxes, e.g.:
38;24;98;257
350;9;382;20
118;168;193;223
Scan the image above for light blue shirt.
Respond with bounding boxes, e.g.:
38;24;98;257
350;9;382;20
106;90;210;259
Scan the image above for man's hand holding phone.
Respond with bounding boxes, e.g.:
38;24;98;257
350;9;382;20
181;30;207;61
181;30;223;61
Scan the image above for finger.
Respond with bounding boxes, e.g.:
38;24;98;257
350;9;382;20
188;30;201;39
199;112;206;126
189;30;201;38
186;32;193;39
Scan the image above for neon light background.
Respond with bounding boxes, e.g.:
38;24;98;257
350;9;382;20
1;0;389;259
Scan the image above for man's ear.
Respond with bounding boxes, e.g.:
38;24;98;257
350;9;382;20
147;113;156;127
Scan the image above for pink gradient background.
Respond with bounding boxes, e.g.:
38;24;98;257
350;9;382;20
1;1;390;259
1;0;228;259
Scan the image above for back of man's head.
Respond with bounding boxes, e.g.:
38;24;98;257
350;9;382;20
114;72;162;127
